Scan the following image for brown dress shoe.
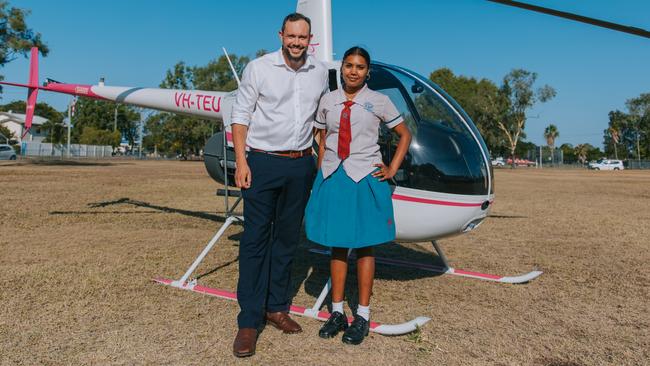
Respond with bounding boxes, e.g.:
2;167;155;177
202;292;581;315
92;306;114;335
233;328;257;357
265;311;303;334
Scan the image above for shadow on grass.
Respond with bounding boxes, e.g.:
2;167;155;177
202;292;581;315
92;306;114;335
16;159;120;166
290;240;448;312
49;197;242;225
488;214;528;219
75;197;454;314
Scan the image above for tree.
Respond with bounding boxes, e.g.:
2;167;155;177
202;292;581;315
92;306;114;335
625;93;650;160
559;143;575;164
544;124;560;164
0;2;49;94
429;68;510;156
72;98;139;146
78;126;120;146
0;123;14;143
574;143;588;165
604;111;633;160
496;69;556;167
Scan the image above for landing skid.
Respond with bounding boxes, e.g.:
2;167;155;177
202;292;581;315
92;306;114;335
154;176;430;335
310;241;542;284
154;277;430;335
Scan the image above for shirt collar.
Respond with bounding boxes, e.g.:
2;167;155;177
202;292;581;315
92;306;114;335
335;84;369;105
273;48;314;71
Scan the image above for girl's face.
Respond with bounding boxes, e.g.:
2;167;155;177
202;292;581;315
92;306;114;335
341;54;369;90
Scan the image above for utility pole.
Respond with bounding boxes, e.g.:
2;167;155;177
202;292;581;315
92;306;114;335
67;103;72;158
114;105;118;132
637;131;642;166
138;118;143;159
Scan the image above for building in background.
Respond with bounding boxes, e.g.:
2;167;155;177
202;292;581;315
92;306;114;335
0;111;50;143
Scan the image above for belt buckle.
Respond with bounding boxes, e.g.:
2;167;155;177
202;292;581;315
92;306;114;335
289;151;300;158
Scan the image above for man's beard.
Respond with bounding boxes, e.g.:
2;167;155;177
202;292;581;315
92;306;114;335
282;45;307;63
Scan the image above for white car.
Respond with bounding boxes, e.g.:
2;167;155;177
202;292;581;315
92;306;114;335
0;144;17;160
491;157;505;167
589;159;624;170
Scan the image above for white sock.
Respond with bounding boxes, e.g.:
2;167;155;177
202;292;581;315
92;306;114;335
332;301;344;314
357;304;370;321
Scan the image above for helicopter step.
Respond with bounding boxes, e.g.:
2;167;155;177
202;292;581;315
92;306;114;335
154;277;430;336
309;241;542;284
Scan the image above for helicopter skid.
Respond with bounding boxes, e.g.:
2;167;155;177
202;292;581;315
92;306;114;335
309;244;542;284
153;277;430;335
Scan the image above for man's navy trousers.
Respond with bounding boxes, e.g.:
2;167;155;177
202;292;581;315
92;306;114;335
237;150;315;329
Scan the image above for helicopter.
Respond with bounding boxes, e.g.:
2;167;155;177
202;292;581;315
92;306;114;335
0;0;556;334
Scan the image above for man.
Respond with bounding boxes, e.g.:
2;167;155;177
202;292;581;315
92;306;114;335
229;13;328;357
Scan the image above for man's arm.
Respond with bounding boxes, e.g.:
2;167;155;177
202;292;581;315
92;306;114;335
232;124;251;189
230;62;259;189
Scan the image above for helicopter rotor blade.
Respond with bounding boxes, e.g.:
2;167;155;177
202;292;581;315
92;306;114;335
487;0;650;39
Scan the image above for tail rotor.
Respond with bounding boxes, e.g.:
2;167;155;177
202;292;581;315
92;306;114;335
23;47;40;139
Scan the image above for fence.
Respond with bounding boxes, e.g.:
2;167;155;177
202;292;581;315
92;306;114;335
21;142;113;158
626;160;650;169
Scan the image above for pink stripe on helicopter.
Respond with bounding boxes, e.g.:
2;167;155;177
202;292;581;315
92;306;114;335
43;83;108;100
392;194;484;207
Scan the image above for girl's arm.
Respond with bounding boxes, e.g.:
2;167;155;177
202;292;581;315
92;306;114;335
373;123;411;181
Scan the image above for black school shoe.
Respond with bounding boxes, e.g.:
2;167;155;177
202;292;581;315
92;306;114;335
319;311;348;338
342;315;369;345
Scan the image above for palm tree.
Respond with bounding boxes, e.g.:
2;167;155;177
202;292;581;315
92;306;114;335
608;127;619;160
544;124;560;165
574;144;588;166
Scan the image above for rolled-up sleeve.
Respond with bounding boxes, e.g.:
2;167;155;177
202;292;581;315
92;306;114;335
230;62;258;126
380;95;404;129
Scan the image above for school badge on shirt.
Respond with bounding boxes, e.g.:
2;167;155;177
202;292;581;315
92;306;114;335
363;102;374;112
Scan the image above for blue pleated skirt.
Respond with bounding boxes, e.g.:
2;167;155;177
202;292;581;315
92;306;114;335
305;165;396;248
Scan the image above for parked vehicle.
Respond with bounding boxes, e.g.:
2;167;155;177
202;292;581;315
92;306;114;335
491;157;505;167
588;159;624;170
506;157;537;167
0;144;17;160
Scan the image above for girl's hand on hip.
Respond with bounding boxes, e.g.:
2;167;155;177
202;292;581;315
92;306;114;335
372;163;395;181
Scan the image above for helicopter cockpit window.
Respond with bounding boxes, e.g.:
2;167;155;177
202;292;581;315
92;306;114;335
368;64;489;196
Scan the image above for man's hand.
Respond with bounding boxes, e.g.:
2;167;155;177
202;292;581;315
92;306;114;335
235;160;252;189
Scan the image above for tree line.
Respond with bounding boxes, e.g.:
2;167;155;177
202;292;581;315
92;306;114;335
0;1;647;162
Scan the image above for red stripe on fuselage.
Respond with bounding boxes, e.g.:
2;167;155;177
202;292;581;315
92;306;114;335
392;194;484;207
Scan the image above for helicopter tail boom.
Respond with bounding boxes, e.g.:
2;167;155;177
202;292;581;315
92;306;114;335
0;48;229;121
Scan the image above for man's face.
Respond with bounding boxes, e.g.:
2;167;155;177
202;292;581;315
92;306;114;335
279;20;311;63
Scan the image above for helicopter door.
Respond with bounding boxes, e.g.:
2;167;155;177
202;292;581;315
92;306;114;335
368;64;489;196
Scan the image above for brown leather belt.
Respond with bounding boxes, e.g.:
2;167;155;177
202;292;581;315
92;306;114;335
250;148;312;158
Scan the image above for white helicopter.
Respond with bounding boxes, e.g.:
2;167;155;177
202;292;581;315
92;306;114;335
1;0;545;335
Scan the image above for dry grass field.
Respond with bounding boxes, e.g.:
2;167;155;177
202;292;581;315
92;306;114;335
0;160;648;365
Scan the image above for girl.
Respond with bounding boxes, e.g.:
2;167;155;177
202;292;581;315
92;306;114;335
305;46;411;345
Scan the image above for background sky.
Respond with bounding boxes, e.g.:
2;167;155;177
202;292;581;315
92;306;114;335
2;0;649;149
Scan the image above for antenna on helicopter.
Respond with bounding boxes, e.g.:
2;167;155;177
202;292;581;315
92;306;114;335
222;47;241;87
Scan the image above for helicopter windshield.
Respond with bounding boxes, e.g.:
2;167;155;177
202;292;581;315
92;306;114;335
368;63;490;196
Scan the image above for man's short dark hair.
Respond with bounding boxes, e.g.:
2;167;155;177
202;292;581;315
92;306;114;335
281;13;311;34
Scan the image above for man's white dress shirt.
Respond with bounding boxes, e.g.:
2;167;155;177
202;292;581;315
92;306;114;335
230;49;329;151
